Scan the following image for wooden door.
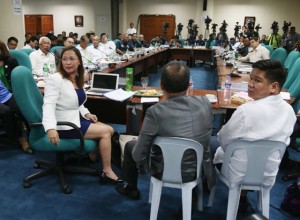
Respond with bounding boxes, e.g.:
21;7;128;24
139;14;175;43
24;15;53;36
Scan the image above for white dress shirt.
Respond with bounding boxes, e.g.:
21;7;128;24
99;41;116;56
76;44;92;65
240;44;270;63
22;44;35;49
87;45;106;63
127;27;137;35
29;49;55;76
214;94;296;186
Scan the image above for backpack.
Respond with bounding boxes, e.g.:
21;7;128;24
281;177;300;216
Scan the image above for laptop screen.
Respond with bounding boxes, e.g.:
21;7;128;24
92;73;119;90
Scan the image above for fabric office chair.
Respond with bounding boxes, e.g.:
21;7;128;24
50;45;64;54
210;140;286;220
263;45;274;56
283;57;300;90
21;48;35;55
9;50;32;72
270;47;287;65
11;66;98;194
148;137;211;220
284;51;300;72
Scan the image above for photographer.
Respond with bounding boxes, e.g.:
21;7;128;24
268;22;282;50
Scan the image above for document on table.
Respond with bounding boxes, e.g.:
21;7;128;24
104;89;136;102
141;97;159;103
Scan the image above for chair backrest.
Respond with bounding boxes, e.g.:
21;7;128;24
270;47;287;64
221;140;286;188
50;45;64;54
264;45;274;56
153;137;203;184
284;51;300;72
21;48;35;55
11;66;43;124
9;50;32;71
283;57;300;90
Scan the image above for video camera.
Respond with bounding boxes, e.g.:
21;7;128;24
163;22;170;29
282;21;291;33
271;21;279;31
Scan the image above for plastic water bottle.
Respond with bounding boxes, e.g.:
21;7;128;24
43;63;50;78
189;77;194;96
126;67;133;91
223;77;232;103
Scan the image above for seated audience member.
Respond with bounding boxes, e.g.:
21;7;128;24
240;37;270;63
36;32;43;41
42;47;121;184
0;40;19;91
72;33;80;44
115;61;215;199
24;32;32;46
211;59;296;210
138;34;149;48
99;33;116;56
128;33;142;49
0;80;33;154
206;33;217;49
87;35;106;62
115;34;133;55
150;35;166;46
232;36;244;51
29;37;55;77
237;37;251;57
216;27;228;44
260;34;268;45
7;36;19;50
61;31;67;39
267;27;282;50
196;34;205;46
114;33;123;44
22;36;38;49
169;35;183;48
76;35;92;65
54;37;75;65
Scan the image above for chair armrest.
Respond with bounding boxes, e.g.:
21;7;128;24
30;121;85;150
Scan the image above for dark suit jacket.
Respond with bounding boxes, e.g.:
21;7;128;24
3;56;19;87
132;94;216;187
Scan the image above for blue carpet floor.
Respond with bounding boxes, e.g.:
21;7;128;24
0;65;297;219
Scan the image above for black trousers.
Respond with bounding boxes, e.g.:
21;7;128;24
121;140;139;188
0;96;24;140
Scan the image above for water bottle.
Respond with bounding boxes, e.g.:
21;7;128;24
223;77;232;103
43;63;50;78
189;77;194;96
126;68;133;91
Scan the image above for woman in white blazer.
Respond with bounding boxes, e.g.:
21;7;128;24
42;47;122;184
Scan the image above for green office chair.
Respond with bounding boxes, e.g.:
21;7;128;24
21;48;35;55
270;47;287;65
263;45;274;56
11;66;98;194
284;51;300;72
9;50;32;72
283;57;300;90
50;45;64;54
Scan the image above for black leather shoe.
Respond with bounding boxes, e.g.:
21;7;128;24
23;146;34;155
99;171;123;185
115;183;140;200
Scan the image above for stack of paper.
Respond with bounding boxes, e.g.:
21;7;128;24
104;89;136;102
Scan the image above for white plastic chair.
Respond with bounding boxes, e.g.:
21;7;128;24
148;137;204;220
210;140;286;220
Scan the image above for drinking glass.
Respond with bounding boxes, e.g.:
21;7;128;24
141;77;149;90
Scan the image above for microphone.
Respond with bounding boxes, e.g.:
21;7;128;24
82;55;100;72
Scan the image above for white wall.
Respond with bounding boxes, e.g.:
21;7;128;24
123;0;300;40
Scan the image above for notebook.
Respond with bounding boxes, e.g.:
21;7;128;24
86;73;119;96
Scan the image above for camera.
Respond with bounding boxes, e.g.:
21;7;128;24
163;22;169;29
271;21;279;31
282;21;291;33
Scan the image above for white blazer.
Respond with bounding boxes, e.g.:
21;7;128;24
42;73;90;132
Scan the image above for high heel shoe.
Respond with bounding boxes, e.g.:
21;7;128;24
99;171;123;185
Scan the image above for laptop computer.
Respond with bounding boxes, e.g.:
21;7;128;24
86;73;119;96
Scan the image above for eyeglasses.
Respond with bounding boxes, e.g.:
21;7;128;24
61;57;78;62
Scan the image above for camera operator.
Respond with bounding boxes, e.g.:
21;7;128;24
267;22;282;50
286;27;300;53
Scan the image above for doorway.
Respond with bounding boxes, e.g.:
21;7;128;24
24;15;54;36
